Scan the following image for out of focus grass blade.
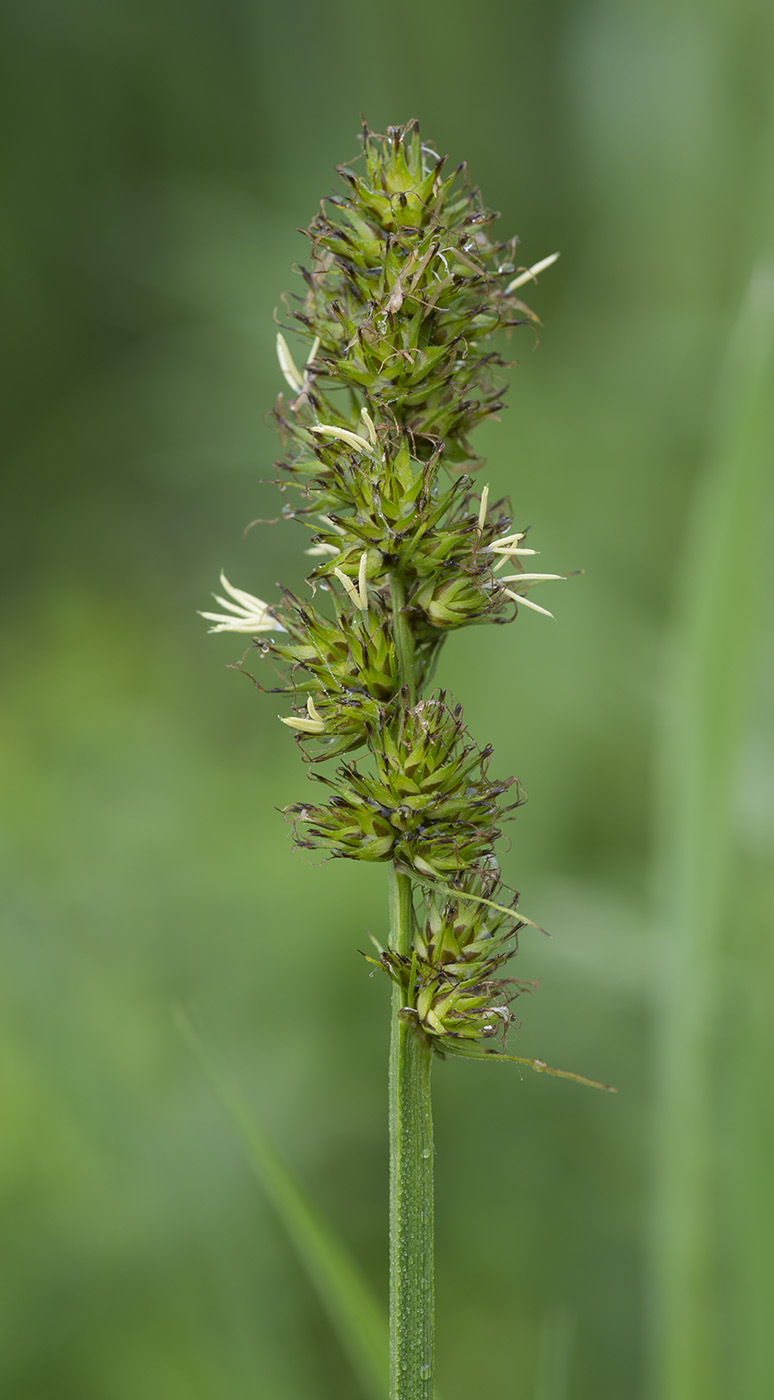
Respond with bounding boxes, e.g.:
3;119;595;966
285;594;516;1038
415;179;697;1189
176;1010;388;1400
651;261;774;1400
533;1309;574;1400
727;848;774;1399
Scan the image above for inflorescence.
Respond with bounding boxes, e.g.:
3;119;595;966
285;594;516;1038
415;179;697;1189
202;120;564;1056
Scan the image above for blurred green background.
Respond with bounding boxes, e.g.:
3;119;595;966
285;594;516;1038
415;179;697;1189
2;1;773;1397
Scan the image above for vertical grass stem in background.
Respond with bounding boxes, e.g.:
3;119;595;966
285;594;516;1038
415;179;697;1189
533;1308;574;1400
176;1011;389;1400
651;261;774;1400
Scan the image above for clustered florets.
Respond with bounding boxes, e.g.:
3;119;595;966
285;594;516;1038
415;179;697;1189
202;121;564;1054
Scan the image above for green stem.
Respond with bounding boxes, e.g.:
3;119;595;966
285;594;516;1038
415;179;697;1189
388;863;434;1400
390;571;417;705
388;570;432;1397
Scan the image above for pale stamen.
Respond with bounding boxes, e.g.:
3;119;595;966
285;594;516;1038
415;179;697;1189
477;484;489;531
360;406;378;446
276;333;303;392
503;589;555;619
305;542;341;557
505;252;560;294
357;551;369;610
489;531;526;548
492;550;537;573
279;714;326;734
498;573;565;585
199;572;284;633
333;557;369;611
309;424;372;453
279;694;326;734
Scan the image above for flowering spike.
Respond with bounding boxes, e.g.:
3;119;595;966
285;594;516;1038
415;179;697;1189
204;123;592;1064
201;123;606;1400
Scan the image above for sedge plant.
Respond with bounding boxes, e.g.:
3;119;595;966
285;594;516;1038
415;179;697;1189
200;120;613;1400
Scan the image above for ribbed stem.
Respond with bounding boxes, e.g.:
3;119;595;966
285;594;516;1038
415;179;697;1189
388;569;433;1398
389;571;416;706
388;863;434;1400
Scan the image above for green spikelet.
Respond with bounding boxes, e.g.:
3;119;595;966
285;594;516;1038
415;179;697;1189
282;118;542;465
